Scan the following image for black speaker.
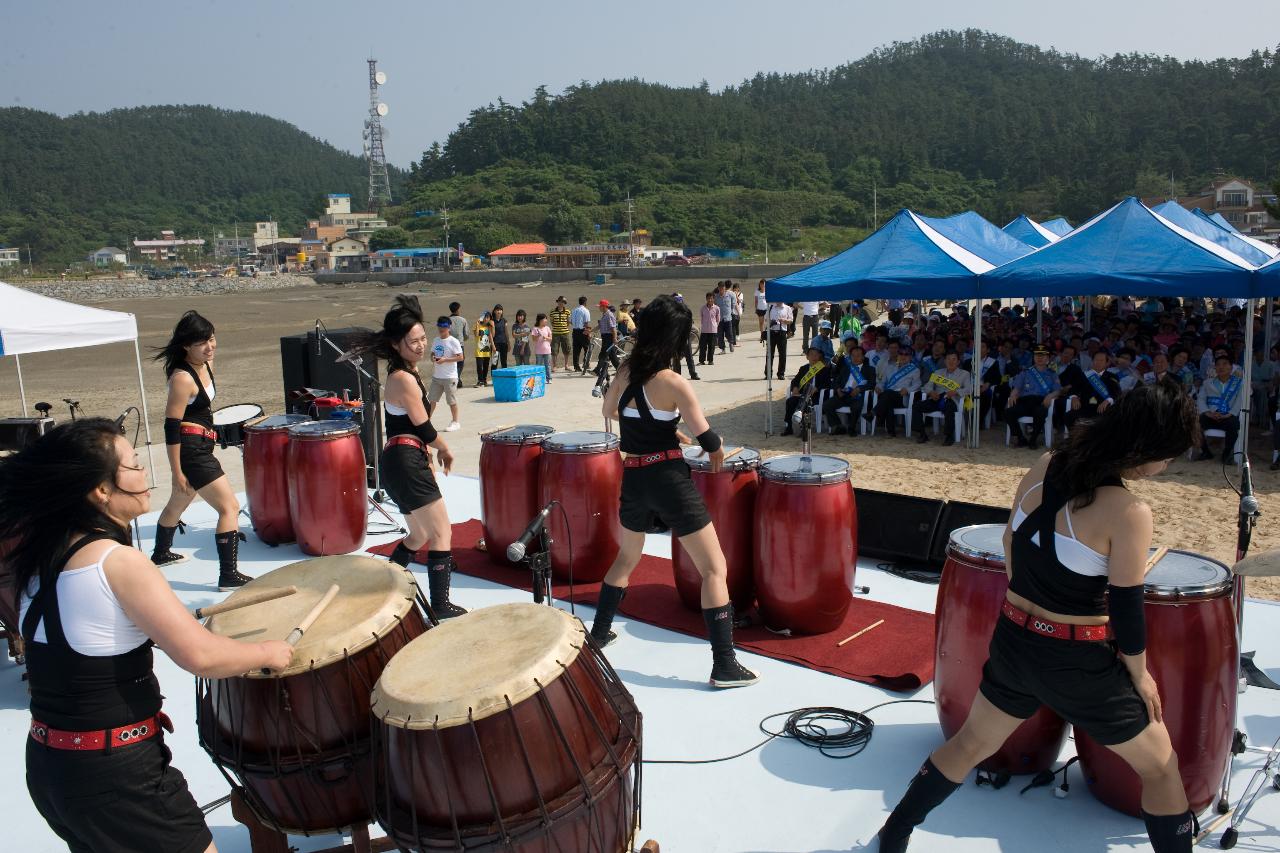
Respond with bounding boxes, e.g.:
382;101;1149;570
0;417;54;452
279;333;310;409
929;501;1011;566
854;489;945;565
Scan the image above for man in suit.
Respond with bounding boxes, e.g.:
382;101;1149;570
1057;349;1122;431
913;351;972;446
781;345;832;437
868;342;922;438
825;340;876;435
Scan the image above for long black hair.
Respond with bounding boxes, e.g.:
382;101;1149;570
1046;377;1199;508
346;295;427;375
152;310;215;376
626;294;692;386
0;419;133;601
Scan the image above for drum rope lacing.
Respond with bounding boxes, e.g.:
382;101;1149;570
644;699;935;764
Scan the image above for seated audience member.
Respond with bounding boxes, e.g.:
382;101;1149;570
1109;347;1142;393
781;345;832;436
812;320;836;363
1197;355;1244;463
1004;345;1062;448
964;340;1001;426
991;339;1022;420
825;343;876;434
868;343;922;437
1057;349;1122;431
1143;351;1173;385
912;351;972;446
1172;347;1199;392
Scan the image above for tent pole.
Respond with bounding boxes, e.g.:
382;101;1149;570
765;319;773;435
970;302;982;448
15;354;28;414
132;336;157;488
1036;298;1043;344
1085;299;1092;332
1265;297;1274;364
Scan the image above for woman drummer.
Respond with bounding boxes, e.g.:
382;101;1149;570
150;310;249;590
589;294;757;688
0;418;293;853
351;296;467;618
878;378;1199;853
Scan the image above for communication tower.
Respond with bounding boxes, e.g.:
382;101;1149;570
364;59;392;209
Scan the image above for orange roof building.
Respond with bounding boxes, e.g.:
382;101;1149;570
489;242;547;267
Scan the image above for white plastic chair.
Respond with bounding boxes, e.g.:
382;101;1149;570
865;389;913;437
813;389;832;434
830;391;871;434
1191;423;1244;460
920;391;965;444
1005;403;1056;447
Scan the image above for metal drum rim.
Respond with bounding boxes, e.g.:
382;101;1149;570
481;424;557;445
682;444;761;472
287;421;361;440
212;403;264;425
244;413;312;433
758;453;850;484
1144;549;1232;601
542;430;620;453
946;523;1008;564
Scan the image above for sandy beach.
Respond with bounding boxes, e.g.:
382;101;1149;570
4;276;1277;600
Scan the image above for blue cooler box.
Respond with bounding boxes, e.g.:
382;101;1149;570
492;365;546;402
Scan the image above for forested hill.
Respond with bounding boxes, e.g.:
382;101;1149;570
397;30;1280;256
0;106;398;264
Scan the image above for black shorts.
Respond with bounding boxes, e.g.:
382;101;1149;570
619;460;712;538
979;615;1150;746
26;735;212;853
178;434;224;490
755;309;766;317
380;443;442;513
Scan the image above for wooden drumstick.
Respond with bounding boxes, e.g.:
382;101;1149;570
478;423;516;436
193;586;297;619
690;446;744;461
1144;547;1168;574
836;619;884;647
262;584;340;675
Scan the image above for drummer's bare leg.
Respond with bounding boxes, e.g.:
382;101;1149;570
678;523;757;688
198;476;248;590
153;486;196;566
1104;724;1193;851
879;693;1022;852
590;529;646;646
414;498;466;618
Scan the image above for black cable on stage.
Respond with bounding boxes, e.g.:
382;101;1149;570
643;699;935;765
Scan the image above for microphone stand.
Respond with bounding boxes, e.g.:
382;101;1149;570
315;321;404;535
518;525;555;607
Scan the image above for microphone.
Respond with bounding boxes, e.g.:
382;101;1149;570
507;502;555;562
114;408;130;434
315;319;321;357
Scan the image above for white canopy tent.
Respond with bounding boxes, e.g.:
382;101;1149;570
1;281;156;478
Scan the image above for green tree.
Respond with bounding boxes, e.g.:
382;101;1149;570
542;199;591;244
368;226;411;251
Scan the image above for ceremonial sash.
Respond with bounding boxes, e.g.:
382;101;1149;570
1215;375;1242;414
1084;369;1111;401
844;359;869;391
930;372;961;393
799;362;824;390
1177;366;1195;387
1027;368;1053;396
886;362;916;391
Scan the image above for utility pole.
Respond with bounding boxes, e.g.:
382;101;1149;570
441;208;450;270
873;180;878;229
624;193;635;266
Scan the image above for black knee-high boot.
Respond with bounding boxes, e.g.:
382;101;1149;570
215;531;251;591
389;540;417;568
703;603;758;688
878;758;962;853
1143;810;1195;853
590;583;626;646
426;551;467;619
151;521;186;566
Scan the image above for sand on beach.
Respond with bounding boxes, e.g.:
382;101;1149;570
3;277;1277;601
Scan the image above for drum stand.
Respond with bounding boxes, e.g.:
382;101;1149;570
520;526;556;606
227;789;395;853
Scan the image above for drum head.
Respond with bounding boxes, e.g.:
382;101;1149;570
482;424;556;445
1145;551;1231;600
245;413;311;433
288;420;360;439
948;524;1007;565
542;430;619;454
759;454;849;484
213;404;264;425
206;556;416;678
682;445;760;472
371;603;584;729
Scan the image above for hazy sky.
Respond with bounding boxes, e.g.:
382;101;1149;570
6;0;1278;167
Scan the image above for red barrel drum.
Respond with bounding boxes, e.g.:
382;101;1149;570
1074;551;1237;817
371;604;640;852
753;454;857;634
480;424;555;567
243;414;310;545
672;445;759;612
538;431;622;583
935;524;1068;774
287;420;366;556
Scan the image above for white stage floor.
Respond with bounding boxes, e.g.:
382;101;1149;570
3;475;1279;852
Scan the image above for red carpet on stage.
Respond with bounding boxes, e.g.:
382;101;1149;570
369;519;935;692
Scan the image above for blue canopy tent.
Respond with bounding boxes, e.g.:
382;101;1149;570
920;211;1036;266
1002;215;1061;249
1153;201;1276;267
1196;207;1243;234
1040;217;1073;237
1257;255;1280;296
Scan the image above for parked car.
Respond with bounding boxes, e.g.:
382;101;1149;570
663;254;692;266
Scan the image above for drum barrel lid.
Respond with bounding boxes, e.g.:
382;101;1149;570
482;424;556;445
946;524;1008;564
1143;549;1232;601
542;430;620;454
246;413;312;433
287;420;361;439
682;444;760;472
758;453;850;484
212;403;264;424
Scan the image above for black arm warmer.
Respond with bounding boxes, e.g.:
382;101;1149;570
164;417;182;446
413;419;438;445
1107;583;1146;655
696;428;722;453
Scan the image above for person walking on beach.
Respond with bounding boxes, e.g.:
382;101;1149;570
427;316;464;432
531;313;553;383
550;296;572;372
448;301;469;384
571;296;592;373
511;309;531;366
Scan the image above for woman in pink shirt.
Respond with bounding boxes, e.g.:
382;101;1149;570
530;312;553;383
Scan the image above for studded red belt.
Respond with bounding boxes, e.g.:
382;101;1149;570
1001;600;1113;642
180;425;216;441
30;711;172;751
623;448;684;468
385;435;426;452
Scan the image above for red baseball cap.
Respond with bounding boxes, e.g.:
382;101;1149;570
599;299;611;308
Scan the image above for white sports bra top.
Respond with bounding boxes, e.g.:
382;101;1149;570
621;386;679;421
1010;482;1109;577
169;378;215;405
385;401;408;416
19;544;150;655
